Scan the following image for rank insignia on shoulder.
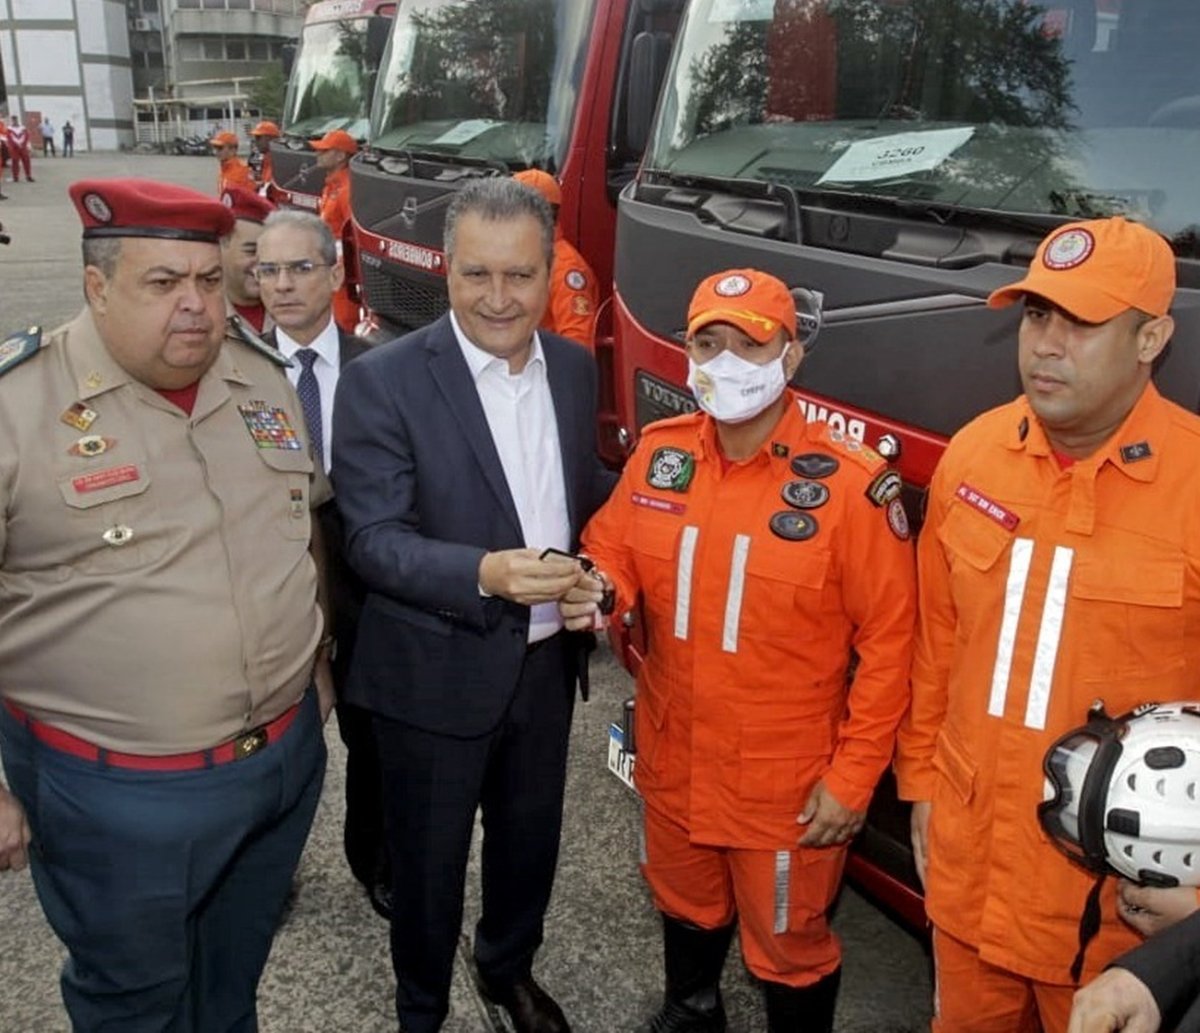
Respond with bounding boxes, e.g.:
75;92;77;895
865;468;902;507
769;509;819;542
1120;440;1152;464
0;326;42;377
791;452;839;479
887;498;911;541
647;446;695;493
227;315;292;368
781;479;830;510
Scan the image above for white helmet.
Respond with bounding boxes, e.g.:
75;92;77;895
1040;701;1200;887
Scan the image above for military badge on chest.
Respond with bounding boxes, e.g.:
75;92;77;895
238;401;303;450
647;446;695;493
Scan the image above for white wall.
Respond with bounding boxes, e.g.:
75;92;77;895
15;30;81;86
11;0;73;18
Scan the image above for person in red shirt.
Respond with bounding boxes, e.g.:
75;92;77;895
564;269;915;1033
311;129;360;333
6;115;33;183
511;170;599;348
210;131;255;196
219;186;276;335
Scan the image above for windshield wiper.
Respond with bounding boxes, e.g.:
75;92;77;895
643;169;801;241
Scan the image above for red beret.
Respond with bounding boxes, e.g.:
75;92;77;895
69;178;235;244
221;186;275;224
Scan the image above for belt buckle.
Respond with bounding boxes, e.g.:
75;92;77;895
233;727;268;760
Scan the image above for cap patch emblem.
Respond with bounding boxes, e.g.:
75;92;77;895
222;191;234;207
83;193;113;224
714;274;751;297
1043;228;1095;270
565;269;587;291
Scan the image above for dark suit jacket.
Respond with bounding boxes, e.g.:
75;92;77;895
331;314;615;737
268;327;373;689
1113;908;1200;1031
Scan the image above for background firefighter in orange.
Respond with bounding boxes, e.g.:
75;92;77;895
895;217;1200;1033
562;269;916;1033
512;170;599;348
312;129;360;334
210;130;255;196
249;120;280;191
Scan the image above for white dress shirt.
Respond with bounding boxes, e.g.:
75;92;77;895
276;317;341;474
450;311;571;643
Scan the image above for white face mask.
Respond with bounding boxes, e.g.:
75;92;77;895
687;342;791;424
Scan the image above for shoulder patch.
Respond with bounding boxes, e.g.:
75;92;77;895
817;421;885;475
0;326;43;377
226;315;292;368
865;467;903;507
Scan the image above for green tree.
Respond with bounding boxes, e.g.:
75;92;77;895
248;63;287;121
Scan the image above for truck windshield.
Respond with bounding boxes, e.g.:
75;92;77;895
646;0;1200;254
370;0;597;169
284;17;379;139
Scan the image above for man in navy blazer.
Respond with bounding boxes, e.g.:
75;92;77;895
332;177;614;1033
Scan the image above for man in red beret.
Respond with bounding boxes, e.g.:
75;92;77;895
312;128;360;332
220;185;276;334
0;177;332;1032
211;129;255;196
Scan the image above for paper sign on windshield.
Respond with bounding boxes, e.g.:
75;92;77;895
432;120;498;146
817;126;975;184
709;0;775;22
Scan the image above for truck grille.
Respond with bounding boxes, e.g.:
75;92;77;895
361;263;449;334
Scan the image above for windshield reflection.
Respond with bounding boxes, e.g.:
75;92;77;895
647;0;1200;252
284;18;379;139
370;0;596;169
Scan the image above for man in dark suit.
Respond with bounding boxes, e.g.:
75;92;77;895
332;177;615;1033
254;209;389;917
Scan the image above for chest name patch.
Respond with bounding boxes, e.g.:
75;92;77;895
955;482;1019;531
73;464;139;494
631;492;686;516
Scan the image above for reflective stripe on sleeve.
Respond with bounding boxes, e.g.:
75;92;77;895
1024;545;1074;731
988;537;1034;718
773;850;791;934
675;525;700;641
722;534;751;653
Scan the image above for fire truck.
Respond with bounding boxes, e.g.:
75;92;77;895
351;0;685;351
267;0;396;209
609;0;1200;924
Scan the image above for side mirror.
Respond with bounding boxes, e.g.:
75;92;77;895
625;31;672;156
366;15;391;69
281;39;297;78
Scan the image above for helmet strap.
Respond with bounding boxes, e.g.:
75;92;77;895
1069;872;1107;984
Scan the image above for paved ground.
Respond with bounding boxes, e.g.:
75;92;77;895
0;153;934;1032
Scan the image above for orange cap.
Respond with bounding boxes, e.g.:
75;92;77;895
311;129;358;155
250;120;281;138
988;217;1175;322
687;269;797;344
513;169;562;207
209;130;239;148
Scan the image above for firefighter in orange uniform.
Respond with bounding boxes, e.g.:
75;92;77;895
512;169;599;347
249;120;281;191
210;130;255;196
311;128;359;333
563;269;916;1033
895;217;1200;1033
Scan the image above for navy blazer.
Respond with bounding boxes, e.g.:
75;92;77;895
331;314;615;736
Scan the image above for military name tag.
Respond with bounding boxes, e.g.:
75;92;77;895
790;452;839;479
769;510;818;542
631;491;686;516
238;401;302;450
781;479;830;510
647;447;695;493
73;464;139;494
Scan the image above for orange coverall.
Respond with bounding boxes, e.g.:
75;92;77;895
542;235;599;348
217;157;255;197
583;401;915;984
896;383;1200;1028
318;165;359;333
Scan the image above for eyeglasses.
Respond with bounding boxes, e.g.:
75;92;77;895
253;260;329;282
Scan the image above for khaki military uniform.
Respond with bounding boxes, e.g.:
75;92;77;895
0;309;327;753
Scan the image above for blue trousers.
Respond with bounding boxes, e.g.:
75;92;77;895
0;691;326;1033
